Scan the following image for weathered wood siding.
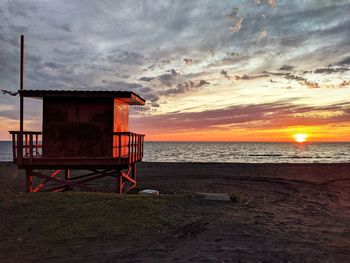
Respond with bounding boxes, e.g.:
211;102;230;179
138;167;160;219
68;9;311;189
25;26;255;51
42;97;114;158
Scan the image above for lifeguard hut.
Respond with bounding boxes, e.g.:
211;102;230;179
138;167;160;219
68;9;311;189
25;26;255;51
9;36;145;193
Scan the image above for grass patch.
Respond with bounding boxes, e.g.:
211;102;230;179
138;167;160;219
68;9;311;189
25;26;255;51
0;192;192;252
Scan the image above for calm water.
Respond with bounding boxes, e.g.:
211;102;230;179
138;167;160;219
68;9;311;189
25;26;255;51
1;141;349;163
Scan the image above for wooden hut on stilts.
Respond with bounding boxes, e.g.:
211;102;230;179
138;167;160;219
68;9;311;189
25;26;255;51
9;35;145;193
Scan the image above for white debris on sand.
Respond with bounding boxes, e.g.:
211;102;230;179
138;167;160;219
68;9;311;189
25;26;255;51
138;189;160;196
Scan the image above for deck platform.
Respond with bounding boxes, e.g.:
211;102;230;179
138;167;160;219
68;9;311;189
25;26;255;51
10;131;144;193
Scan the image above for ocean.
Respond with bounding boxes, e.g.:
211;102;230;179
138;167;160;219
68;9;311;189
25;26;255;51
1;141;349;163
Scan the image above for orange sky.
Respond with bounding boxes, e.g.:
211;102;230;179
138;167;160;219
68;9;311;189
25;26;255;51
133;124;350;142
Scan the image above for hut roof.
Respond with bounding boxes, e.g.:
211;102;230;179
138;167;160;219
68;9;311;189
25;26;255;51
20;89;145;105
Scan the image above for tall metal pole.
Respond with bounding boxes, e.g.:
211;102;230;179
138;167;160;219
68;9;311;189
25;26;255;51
18;35;24;162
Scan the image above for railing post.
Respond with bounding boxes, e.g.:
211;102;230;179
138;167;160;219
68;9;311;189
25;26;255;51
134;134;137;162
139;135;142;159
133;134;136;162
25;133;28;156
136;134;138;161
131;133;133;163
29;133;33;164
17;133;22;163
140;135;142;159
35;134;39;155
11;133;16;160
133;134;135;163
128;133;131;162
136;134;138;160
118;133;122;158
138;134;140;160
141;135;144;158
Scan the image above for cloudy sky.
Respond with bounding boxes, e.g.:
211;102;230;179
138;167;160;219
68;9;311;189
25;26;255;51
0;0;350;141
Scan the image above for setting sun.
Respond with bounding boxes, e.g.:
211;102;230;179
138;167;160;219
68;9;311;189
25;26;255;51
294;133;308;143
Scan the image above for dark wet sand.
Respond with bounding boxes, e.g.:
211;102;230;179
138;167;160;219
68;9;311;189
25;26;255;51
1;162;350;262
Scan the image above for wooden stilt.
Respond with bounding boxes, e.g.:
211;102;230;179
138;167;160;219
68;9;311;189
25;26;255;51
33;169;61;193
120;175;123;194
64;169;71;191
65;169;71;181
25;169;33;193
116;172;123;194
131;163;136;184
116;164;137;194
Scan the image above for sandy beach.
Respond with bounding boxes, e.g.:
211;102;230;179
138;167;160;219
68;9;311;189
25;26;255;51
1;162;350;262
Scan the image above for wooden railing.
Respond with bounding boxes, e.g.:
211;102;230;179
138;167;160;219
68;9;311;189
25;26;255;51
112;132;145;163
9;131;42;164
9;131;145;165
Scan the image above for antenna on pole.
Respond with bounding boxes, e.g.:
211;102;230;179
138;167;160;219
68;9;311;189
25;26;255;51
18;35;24;162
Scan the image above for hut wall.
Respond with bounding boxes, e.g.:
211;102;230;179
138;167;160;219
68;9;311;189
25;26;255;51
42;97;114;158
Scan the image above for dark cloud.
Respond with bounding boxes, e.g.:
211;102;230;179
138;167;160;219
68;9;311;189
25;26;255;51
44;61;65;70
227;7;240;18
158;69;179;87
161;81;195;96
340;80;350;87
220;70;230;80
106;49;144;65
139;87;152;93
160;79;209;96
314;67;349;74
142;93;159;103
225;52;240;57
279;65;294;71
139;77;156;82
303;80;320;89
265;71;305;81
197;80;210;87
227;7;243;33
263;71;328;89
61;24;72;33
234;73;269;80
335;57;350;66
284;74;306;82
100;80;159;103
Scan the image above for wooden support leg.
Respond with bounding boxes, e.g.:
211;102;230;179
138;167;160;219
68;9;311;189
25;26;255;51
65;169;71;181
116;172;123;194
65;169;71;191
116;165;137;194
25;169;33;193
131;163;136;186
